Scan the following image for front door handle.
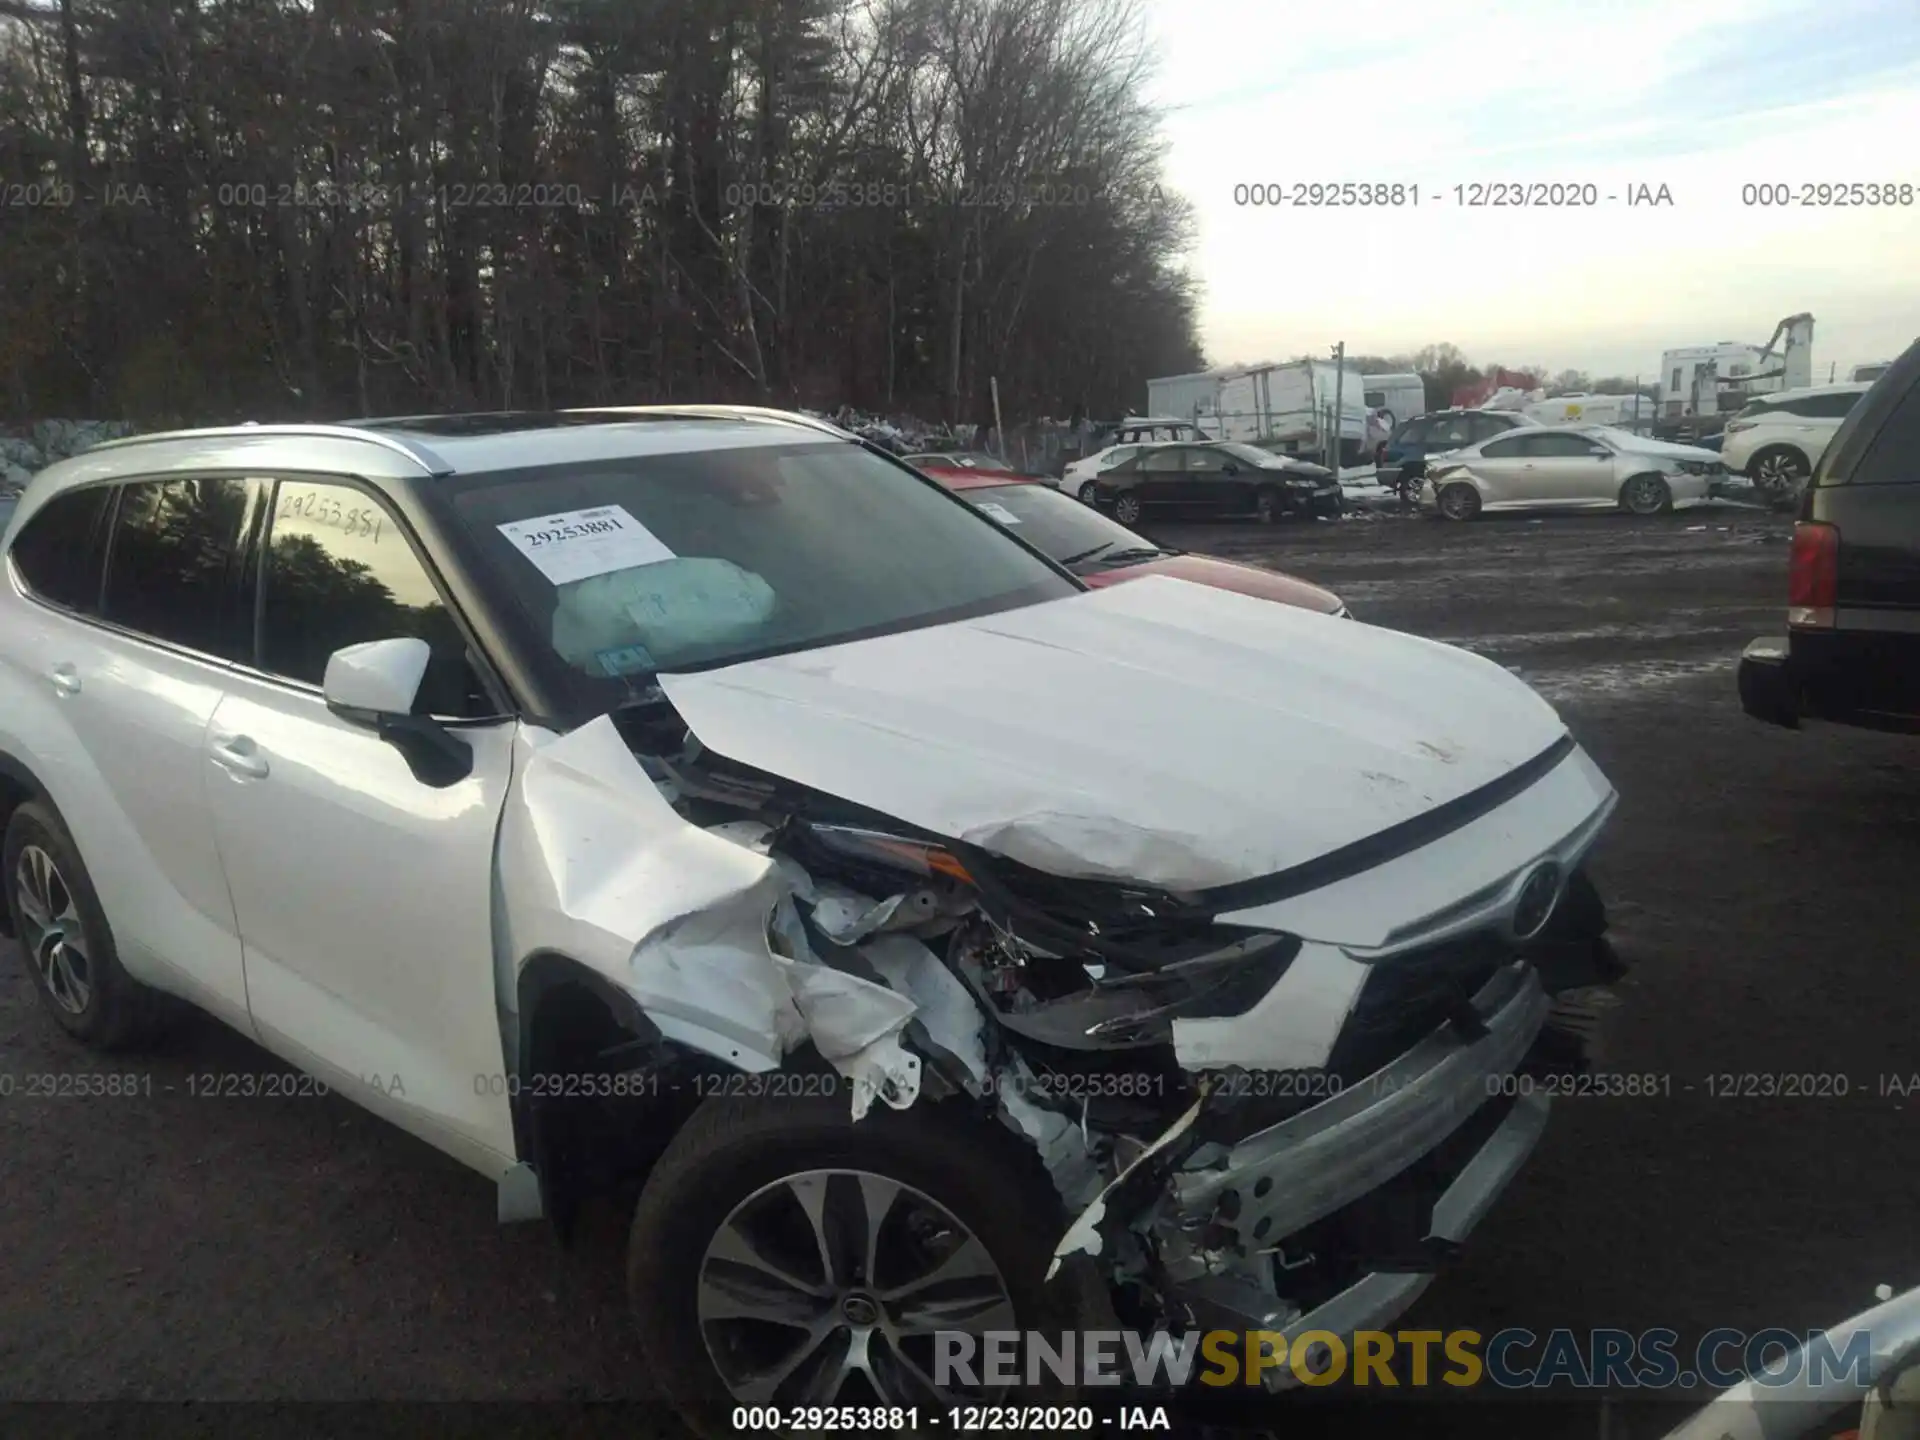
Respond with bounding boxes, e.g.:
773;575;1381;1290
209;734;269;780
49;664;80;697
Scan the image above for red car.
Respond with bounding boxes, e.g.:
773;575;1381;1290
922;466;1349;616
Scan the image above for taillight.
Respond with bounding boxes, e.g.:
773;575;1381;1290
1787;520;1837;627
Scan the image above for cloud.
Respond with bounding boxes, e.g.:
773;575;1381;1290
1146;0;1920;374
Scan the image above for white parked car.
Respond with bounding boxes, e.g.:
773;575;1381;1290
1720;381;1872;504
1421;424;1726;520
0;409;1623;1435
1060;441;1163;501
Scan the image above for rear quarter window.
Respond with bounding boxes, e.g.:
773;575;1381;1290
1840;377;1920;486
7;485;113;612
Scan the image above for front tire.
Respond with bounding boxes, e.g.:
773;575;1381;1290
1436;481;1482;521
1254;486;1284;524
1620;473;1673;516
628;1094;1073;1437
1112;493;1142;525
3;799;175;1049
1750;446;1809;506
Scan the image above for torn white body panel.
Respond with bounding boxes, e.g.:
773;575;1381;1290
1171;942;1371;1072
498;716;929;1104
658;575;1571;892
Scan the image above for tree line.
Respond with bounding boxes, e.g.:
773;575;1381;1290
0;0;1205;428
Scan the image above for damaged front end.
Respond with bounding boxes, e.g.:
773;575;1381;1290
500;680;1623;1370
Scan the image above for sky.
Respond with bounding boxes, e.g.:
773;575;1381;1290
1142;0;1920;381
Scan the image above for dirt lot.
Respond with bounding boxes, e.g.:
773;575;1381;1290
5;503;1919;1438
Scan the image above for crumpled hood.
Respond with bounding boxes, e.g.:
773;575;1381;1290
658;575;1570;892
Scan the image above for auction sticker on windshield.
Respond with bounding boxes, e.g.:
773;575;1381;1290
497;505;675;585
976;501;1021;524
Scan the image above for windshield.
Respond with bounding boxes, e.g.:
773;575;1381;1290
957;482;1162;567
444;440;1076;706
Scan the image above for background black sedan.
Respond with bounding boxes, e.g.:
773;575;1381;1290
1092;440;1342;524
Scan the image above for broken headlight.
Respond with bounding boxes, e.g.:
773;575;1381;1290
957;920;1300;1051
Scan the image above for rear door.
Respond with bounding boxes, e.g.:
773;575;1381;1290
1183;446;1238;510
1464;433;1535;501
11;477;262;1029
1801;353;1920;720
1135;445;1193;506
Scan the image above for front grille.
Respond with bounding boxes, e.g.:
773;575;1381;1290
1323;930;1513;1082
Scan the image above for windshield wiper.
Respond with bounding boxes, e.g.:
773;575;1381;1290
1094;546;1165;564
1059;540;1116;566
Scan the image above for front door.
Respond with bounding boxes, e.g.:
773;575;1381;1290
1525;433;1619;505
204;475;519;1171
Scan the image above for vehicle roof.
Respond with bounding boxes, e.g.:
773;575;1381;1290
0;409;864;545
1743;381;1873;400
14;407;852;508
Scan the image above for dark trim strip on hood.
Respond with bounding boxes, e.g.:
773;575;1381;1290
1195;733;1579;914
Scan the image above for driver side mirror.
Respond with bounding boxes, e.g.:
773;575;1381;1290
323;637;473;788
1221;463;1239;475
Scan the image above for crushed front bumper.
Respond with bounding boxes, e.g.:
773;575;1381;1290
1158;962;1553;1374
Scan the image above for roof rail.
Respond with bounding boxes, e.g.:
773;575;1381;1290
566;403;855;441
86;423;455;475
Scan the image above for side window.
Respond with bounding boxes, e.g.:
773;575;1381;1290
1533;433;1603;457
1479;435;1529;459
259;479;486;716
101;477;263;660
1393;419;1429;445
1804;391;1865;419
1428;415;1475;448
1186;449;1228;471
1469;413;1514;442
8;485;113;612
1140;448;1187;472
1849;380;1920;487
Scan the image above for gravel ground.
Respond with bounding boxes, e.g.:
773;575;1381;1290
4;502;1917;1440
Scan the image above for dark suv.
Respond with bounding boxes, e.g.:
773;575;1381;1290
1739;336;1920;734
1379;409;1537;494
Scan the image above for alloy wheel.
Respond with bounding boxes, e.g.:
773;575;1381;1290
1438;483;1479;520
1754;451;1806;500
1624;475;1668;515
1113;495;1142;524
696;1168;1017;1407
15;844;92;1015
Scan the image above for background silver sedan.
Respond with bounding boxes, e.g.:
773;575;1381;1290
1420;425;1726;520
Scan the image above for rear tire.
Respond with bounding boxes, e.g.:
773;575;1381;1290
2;799;177;1050
1620;473;1672;516
628;1094;1075;1438
1076;481;1098;504
1436;481;1481;521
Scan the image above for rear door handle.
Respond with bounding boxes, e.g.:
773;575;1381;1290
49;664;80;697
209;733;269;780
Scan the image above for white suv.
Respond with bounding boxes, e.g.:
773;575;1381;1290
0;409;1621;1434
1721;381;1871;503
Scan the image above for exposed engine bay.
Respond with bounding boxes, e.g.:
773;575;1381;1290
502;682;1625;1360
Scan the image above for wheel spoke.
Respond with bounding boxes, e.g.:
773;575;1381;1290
704;1219;834;1301
856;1173;902;1288
730;1318;848;1406
16;848;52;929
699;1257;836;1328
877;1232;1002;1305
